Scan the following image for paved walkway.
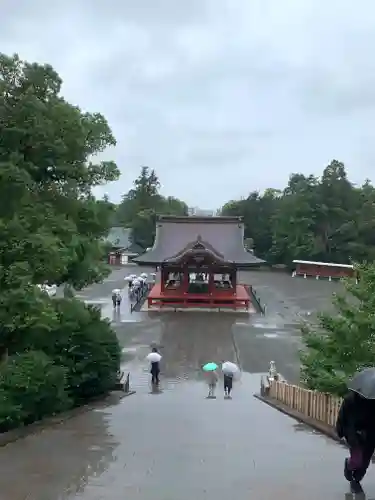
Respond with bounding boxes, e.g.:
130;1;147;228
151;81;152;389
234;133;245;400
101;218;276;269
0;269;369;499
0;373;363;500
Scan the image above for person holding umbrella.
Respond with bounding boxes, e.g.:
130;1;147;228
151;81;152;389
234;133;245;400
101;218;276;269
336;367;375;494
146;348;162;386
222;361;240;398
111;288;122;308
202;362;219;398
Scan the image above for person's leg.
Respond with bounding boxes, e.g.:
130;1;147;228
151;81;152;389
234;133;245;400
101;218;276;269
224;376;228;395
344;457;352;481
227;377;233;396
352;440;375;482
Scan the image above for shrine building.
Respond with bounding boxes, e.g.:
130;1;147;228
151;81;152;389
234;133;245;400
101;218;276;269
133;215;265;310
292;260;355;281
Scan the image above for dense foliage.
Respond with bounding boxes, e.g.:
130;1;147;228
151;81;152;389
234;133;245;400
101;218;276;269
0;53;121;431
115;166;188;249
300;262;375;396
221;160;375;265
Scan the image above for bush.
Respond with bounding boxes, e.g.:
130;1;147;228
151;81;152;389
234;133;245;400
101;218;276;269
24;298;121;404
0;351;70;431
300;262;375;396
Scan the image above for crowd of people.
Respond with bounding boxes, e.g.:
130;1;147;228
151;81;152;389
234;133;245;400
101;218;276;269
111;272;154;308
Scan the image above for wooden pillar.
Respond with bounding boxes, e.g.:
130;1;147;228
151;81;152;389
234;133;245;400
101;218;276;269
232;269;237;293
208;268;214;295
182;267;189;293
160;266;166;292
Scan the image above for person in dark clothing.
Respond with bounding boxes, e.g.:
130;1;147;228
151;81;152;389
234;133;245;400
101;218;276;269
150;347;160;385
336;391;375;493
111;289;121;308
224;373;233;397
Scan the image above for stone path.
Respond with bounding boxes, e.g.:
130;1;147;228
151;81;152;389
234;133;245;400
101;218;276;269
0;373;363;500
0;268;366;499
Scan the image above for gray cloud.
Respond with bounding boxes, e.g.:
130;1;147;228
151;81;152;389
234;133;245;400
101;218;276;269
2;0;375;208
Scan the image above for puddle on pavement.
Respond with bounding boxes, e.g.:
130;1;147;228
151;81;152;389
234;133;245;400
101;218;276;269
0;272;354;500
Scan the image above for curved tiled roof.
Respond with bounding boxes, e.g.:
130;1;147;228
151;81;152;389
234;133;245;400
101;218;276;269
133;216;265;266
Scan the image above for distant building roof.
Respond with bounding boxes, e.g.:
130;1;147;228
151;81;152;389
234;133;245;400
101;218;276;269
106;227;142;254
133;215;265;266
187;207;216;217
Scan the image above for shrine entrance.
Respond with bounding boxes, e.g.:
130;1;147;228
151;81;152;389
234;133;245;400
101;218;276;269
148;238;248;310
133;215;265;311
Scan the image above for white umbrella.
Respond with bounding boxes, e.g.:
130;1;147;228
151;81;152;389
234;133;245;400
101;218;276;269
140;272;148;278
222;361;239;375
124;275;132;282
146;352;162;362
130;274;137;279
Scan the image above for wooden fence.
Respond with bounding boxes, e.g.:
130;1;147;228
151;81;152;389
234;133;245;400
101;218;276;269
261;379;342;428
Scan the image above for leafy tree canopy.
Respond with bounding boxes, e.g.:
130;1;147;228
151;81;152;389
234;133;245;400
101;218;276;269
115;166;188;249
300;262;375;396
221;160;375;265
0;53;119;350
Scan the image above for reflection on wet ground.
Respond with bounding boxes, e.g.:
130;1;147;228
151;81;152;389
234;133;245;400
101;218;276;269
0;372;366;499
0;268;360;500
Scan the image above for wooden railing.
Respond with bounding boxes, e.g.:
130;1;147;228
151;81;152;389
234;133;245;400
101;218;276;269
262;379;342;428
246;285;266;314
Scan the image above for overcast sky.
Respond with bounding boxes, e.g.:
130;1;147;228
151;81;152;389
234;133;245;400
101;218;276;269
2;1;375;208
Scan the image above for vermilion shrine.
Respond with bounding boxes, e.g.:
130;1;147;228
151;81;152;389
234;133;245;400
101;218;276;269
134;216;265;310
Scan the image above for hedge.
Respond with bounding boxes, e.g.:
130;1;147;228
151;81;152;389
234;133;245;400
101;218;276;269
0;298;121;430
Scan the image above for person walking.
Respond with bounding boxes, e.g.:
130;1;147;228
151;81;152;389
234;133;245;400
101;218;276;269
111;289;122;308
336;390;375;493
223;372;234;398
149;348;161;386
207;370;218;398
221;361;240;399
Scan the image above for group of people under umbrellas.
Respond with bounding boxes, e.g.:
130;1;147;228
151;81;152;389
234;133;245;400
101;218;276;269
202;361;240;398
336;367;375;494
145;349;239;399
143;353;375;493
112;272;153;308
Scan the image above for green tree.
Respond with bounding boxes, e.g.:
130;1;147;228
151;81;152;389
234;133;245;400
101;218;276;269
221;190;281;260
300;262;375;396
270;174;318;265
0;52;120;354
223;160;375;266
115;166;188;249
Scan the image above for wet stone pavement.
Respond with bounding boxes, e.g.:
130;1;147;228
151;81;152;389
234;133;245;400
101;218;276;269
0;268;371;499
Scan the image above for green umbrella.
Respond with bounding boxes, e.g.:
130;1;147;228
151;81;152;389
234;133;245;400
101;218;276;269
203;362;218;372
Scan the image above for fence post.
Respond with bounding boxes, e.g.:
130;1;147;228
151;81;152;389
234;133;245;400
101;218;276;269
325;393;330;425
307;390;311;417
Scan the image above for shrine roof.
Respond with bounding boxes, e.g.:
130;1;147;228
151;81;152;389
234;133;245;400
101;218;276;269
133;215;265;266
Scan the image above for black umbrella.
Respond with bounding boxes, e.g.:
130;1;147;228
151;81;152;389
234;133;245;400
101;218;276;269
348;368;375;399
